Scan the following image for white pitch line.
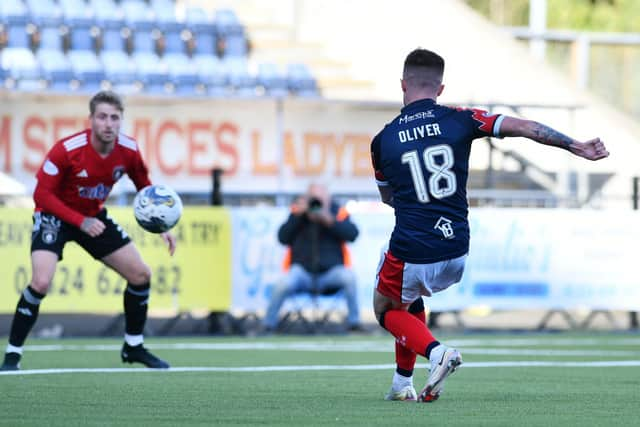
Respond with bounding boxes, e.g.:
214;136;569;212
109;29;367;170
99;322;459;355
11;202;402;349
19;342;640;357
3;360;640;376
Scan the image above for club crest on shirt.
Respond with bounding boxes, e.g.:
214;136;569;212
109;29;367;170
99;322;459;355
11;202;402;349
112;166;126;181
434;216;455;239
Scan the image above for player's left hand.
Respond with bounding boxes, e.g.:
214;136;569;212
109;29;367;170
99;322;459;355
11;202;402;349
161;232;177;256
574;138;609;161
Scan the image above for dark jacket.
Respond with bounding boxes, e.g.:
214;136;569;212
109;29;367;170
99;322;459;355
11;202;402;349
278;201;359;273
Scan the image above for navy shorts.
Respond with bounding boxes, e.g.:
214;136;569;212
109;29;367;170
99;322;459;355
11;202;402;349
31;209;131;261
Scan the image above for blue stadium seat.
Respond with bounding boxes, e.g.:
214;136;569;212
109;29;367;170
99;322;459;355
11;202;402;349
213;8;243;37
89;0;123;28
1;2;31;49
132;51;169;94
193;55;229;97
257;63;289;98
0;48;43;91
68;22;95;51
121;0;154;30
150;0;176;26
100;21;126;52
164;52;202;95
59;0;93;27
214;8;247;58
38;25;64;51
37;49;74;92
161;22;187;54
191;22;218;57
130;28;158;53
68;50;106;92
286;63;319;97
100;50;139;94
0;1;29;25
25;0;62;27
184;7;209;26
224;57;255;97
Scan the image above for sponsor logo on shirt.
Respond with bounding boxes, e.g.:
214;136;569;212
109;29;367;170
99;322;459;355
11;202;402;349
78;183;112;200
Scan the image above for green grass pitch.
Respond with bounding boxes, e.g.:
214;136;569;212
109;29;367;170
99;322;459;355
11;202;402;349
1;332;639;426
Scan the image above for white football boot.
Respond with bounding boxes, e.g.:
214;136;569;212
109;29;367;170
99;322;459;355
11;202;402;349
384;384;418;401
418;345;462;402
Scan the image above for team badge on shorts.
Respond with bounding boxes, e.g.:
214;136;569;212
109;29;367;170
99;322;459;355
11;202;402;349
36;213;62;244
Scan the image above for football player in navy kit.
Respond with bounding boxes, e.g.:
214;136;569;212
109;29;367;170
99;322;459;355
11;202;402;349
372;48;609;402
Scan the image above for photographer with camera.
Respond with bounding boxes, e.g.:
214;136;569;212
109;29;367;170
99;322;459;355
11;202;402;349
262;182;362;333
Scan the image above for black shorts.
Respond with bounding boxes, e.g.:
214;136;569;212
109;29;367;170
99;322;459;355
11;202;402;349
31;209;131;261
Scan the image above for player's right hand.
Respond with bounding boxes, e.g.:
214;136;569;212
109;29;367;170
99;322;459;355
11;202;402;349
574;138;609;161
80;217;106;237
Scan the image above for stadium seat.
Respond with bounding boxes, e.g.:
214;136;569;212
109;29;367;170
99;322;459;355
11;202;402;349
184;6;210;26
193;55;229;97
120;0;154;30
89;0;123;27
191;22;219;58
257;63;289;98
132;51;169;94
68;22;95;51
1;2;31;49
130;28;158;53
286;63;319;97
59;0;93;27
161;21;187;55
37;49;74;91
213;8;243;37
224;57;255;97
164;53;203;96
151;0;177;25
100;20;126;52
0;1;29;26
25;0;62;27
100;50;139;94
68;49;106;92
0;48;43;91
38;25;64;51
214;8;247;58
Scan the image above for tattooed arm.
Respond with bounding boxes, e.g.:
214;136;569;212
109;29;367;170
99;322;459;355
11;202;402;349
498;116;609;161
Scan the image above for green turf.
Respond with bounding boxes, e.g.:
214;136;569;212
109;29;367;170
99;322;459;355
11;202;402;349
1;333;638;426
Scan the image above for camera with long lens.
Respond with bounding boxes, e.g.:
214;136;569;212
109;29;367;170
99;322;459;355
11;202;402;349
307;197;323;212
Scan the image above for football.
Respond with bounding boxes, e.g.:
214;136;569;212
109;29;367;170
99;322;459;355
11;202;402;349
133;184;183;233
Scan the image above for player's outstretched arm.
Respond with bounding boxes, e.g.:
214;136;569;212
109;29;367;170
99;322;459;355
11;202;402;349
161;232;177;256
499;116;609;161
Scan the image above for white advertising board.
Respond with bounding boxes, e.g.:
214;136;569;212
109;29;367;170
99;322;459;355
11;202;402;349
230;207;640;314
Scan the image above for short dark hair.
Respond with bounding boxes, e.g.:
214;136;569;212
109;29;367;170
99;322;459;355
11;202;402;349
402;48;445;90
89;90;124;115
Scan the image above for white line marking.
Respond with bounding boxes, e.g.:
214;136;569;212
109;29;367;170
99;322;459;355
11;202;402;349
19;342;640;357
3;361;640;376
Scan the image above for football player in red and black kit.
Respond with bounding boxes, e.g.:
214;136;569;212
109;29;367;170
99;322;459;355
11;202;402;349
371;49;609;402
1;91;177;371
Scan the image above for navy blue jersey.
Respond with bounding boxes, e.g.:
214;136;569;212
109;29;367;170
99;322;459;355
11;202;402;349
371;98;502;263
